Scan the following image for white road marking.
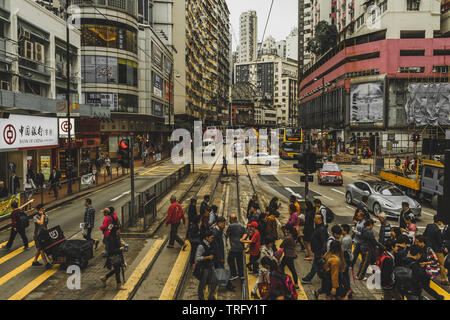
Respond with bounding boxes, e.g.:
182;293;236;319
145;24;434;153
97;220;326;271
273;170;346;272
332;188;345;195
284;177;299;185
110;191;131;202
346;206;354;211
310;188;334;201
422;211;434;217
284;187;302;199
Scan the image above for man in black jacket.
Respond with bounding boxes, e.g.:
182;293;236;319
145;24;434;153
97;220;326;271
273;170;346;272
357;219;383;280
398;202;415;230
301;213;328;284
378;239;402;300
34;170;45;189
200;195;210;217
357;195;371;221
401;245;444;300
48;168;60;198
424;215;449;286
195;231;217;300
247;194;260;219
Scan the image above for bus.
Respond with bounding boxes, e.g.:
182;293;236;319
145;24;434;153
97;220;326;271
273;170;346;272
280;127;303;159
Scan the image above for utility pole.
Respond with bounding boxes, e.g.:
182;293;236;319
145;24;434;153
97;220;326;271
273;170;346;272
130;134;135;225
66;0;72;195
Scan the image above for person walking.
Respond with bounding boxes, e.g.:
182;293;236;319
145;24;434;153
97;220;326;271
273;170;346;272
303;200;315;261
208;205;219;227
187;215;201;265
284;204;299;239
357;219;383;280
247;194;260;218
195;231;218;300
31;204;52;269
424;215;449;286
399;202;415;230
301;213;328;284
100;208;113;250
100;225;126;290
327;225;343;252
358;196;371;221
48;168;60;198
166;195;187;249
251;237;276;299
23;174;36;209
351;209;366;267
320;240;347;300
220;156;228;176
268;197;281;218
211;217;226;269
280;226;299;290
242;221;261;275
105;155;112;176
83;198;95;241
341;224;353;298
226;214;246;280
376;239;401;300
0;180;8;199
200;195;211;218
187;198;198;225
313;199;328;227
415;235;440;281
35;170;45;190
378;212;392;246
2;201;29;251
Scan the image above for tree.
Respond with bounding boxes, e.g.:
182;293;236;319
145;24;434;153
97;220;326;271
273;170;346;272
306;21;338;56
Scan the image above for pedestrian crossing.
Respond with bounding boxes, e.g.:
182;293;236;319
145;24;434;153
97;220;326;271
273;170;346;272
141;165;184;176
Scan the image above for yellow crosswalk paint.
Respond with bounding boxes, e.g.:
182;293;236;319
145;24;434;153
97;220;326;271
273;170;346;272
0;241;35;265
0;256;41;287
8;266;58;300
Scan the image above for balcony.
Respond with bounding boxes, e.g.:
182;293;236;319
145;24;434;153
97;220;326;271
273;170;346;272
19;57;50;77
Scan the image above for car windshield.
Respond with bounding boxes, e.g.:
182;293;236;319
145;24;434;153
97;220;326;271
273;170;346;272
378;185;404;196
281;143;301;152
322;164;339;172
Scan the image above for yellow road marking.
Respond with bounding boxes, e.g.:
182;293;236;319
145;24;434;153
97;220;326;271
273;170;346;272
0;241;35;265
0;256;42;287
429;281;450;300
114;238;165;300
8;265;58;300
159;240;190;300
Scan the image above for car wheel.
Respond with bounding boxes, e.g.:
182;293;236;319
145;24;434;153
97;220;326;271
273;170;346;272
373;203;381;217
265;160;271;166
432;195;438;210
244;160;249;165
345;192;353;205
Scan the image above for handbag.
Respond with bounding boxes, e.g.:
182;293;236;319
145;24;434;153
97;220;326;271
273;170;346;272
109;254;122;266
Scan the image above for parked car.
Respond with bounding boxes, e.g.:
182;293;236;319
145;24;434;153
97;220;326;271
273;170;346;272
318;163;343;185
243;152;278;166
345;180;422;219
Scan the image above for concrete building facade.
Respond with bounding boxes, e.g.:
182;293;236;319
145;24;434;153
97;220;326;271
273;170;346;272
238;10;257;63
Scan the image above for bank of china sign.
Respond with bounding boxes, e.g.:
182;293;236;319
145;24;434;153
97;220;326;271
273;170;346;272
0;115;59;150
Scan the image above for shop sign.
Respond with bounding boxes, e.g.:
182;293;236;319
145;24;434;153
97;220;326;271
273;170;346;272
58;118;76;138
0;115;58;150
153;72;163;98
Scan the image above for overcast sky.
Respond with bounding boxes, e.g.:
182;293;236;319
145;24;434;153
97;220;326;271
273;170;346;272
226;0;298;51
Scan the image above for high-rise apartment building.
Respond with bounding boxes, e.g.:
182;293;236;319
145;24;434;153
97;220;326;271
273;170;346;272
173;0;231;126
239;10;257;63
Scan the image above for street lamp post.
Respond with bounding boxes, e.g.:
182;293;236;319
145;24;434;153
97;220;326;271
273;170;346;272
66;0;72;195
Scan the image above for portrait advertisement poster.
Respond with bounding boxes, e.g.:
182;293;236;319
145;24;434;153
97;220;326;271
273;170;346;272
153;72;163;98
350;82;384;125
405;83;450;127
40;155;51;181
165;81;173;103
152;42;163;70
164;58;173;78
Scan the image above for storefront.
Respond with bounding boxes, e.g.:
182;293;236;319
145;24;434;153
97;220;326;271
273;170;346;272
0;114;59;191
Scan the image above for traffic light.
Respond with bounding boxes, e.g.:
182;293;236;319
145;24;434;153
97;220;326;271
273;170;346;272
293;152;319;174
412;133;420;143
118;139;130;168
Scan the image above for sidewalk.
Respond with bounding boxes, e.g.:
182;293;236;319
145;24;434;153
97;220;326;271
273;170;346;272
0;157;170;230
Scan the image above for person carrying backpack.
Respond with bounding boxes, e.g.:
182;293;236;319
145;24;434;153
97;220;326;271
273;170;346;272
357;219;383;280
314;199;334;227
376;239;402;300
263;258;298;300
3;201;29;251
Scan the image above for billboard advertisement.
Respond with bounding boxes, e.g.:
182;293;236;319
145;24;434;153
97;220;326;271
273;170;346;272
153;101;163;117
152;42;163;70
153;72;163;98
85;93;118;111
350;82;384;125
405;83;450;126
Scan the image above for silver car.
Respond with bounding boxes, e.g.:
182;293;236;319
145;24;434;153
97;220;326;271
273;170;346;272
345;180;422;219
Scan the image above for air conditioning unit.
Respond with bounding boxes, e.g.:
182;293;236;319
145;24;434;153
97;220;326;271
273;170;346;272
1;81;10;91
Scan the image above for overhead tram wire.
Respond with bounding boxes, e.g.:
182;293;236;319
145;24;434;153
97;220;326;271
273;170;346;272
260;0;276;59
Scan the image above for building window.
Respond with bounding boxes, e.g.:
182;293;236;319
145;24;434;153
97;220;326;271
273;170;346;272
407;0;420;11
81;22;138;54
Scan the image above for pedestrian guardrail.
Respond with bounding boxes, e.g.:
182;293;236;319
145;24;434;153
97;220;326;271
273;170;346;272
121;164;191;232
